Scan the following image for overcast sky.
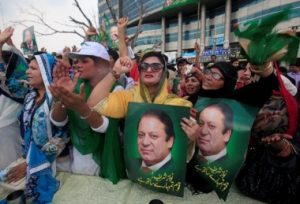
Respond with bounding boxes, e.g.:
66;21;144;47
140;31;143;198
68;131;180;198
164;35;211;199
0;0;98;53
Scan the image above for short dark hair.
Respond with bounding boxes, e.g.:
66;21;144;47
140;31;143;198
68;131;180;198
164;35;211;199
290;58;300;67
138;109;175;141
230;57;238;64
204;103;233;134
107;48;119;62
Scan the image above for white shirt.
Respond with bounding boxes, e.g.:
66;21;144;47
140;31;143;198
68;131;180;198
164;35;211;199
141;153;172;172
199;148;227;163
0;95;22;128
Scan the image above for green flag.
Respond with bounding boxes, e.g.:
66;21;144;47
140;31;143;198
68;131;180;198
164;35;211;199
163;0;199;11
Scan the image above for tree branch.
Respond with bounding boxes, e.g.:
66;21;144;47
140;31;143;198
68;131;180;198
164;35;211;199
69;16;90;28
129;1;146;48
152;40;162;50
73;0;93;27
54;21;84;29
105;0;118;25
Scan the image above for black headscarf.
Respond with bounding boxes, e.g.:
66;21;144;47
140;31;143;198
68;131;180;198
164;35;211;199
198;62;237;98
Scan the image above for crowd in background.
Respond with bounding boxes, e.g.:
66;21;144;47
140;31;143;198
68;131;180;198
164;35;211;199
0;13;300;204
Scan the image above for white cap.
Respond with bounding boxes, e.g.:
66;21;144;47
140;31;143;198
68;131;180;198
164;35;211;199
69;41;110;62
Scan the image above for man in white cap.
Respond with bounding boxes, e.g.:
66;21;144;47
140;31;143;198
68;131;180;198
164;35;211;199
49;41;123;176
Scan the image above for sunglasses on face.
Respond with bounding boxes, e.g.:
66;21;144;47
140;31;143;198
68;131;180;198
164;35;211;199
138;62;164;72
203;69;224;80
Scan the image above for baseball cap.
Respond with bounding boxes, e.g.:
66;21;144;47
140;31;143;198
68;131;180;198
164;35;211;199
68;41;110;62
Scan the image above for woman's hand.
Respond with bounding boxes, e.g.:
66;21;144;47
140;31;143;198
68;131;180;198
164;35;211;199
112;56;133;75
261;133;293;151
117;17;129;29
51;61;79;93
0;27;14;46
49;83;87;113
194;41;201;54
180;117;199;141
6;162;27;183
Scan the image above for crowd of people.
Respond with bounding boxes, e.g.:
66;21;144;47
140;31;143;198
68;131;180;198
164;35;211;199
0;14;300;204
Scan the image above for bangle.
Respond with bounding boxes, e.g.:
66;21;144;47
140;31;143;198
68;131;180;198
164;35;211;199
111;70;120;80
55;100;66;109
80;108;93;120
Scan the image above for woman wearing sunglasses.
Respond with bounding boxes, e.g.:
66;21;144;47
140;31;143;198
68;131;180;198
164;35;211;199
88;51;192;117
187;62;238;102
86;51;193;161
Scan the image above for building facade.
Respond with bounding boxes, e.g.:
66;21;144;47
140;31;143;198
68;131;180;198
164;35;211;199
98;0;300;62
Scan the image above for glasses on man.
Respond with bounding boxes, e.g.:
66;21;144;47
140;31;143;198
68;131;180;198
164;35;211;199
203;69;224;80
138;62;164;72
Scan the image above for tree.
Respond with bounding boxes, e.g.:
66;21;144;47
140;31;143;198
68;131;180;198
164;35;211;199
11;0;95;40
12;0;146;48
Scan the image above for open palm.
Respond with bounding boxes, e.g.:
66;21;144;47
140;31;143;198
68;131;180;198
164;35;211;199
0;27;14;45
52;61;79;92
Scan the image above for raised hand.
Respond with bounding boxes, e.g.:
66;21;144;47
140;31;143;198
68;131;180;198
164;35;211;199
194;41;201;54
117;17;129;29
41;47;47;52
112;56;133;75
63;46;71;55
50;82;87;112
72;45;78;52
6;37;15;47
50;61;79;94
0;27;14;46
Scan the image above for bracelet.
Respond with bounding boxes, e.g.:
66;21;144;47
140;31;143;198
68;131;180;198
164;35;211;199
55;100;66;109
111;70;120;80
80;108;93;120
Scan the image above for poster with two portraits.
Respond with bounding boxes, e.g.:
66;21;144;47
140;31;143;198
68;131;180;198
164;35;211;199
124;99;258;199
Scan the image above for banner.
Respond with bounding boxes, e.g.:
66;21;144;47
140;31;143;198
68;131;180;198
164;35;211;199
163;0;199;12
97;14;117;49
124;102;189;197
193;98;259;200
21;26;38;55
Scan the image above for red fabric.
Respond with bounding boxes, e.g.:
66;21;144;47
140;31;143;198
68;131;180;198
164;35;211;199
274;63;299;137
130;63;139;83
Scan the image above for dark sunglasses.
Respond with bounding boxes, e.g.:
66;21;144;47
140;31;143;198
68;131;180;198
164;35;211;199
138;62;164;72
203;69;224;80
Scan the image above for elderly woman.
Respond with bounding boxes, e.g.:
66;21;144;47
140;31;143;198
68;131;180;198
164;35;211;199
19;53;68;203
